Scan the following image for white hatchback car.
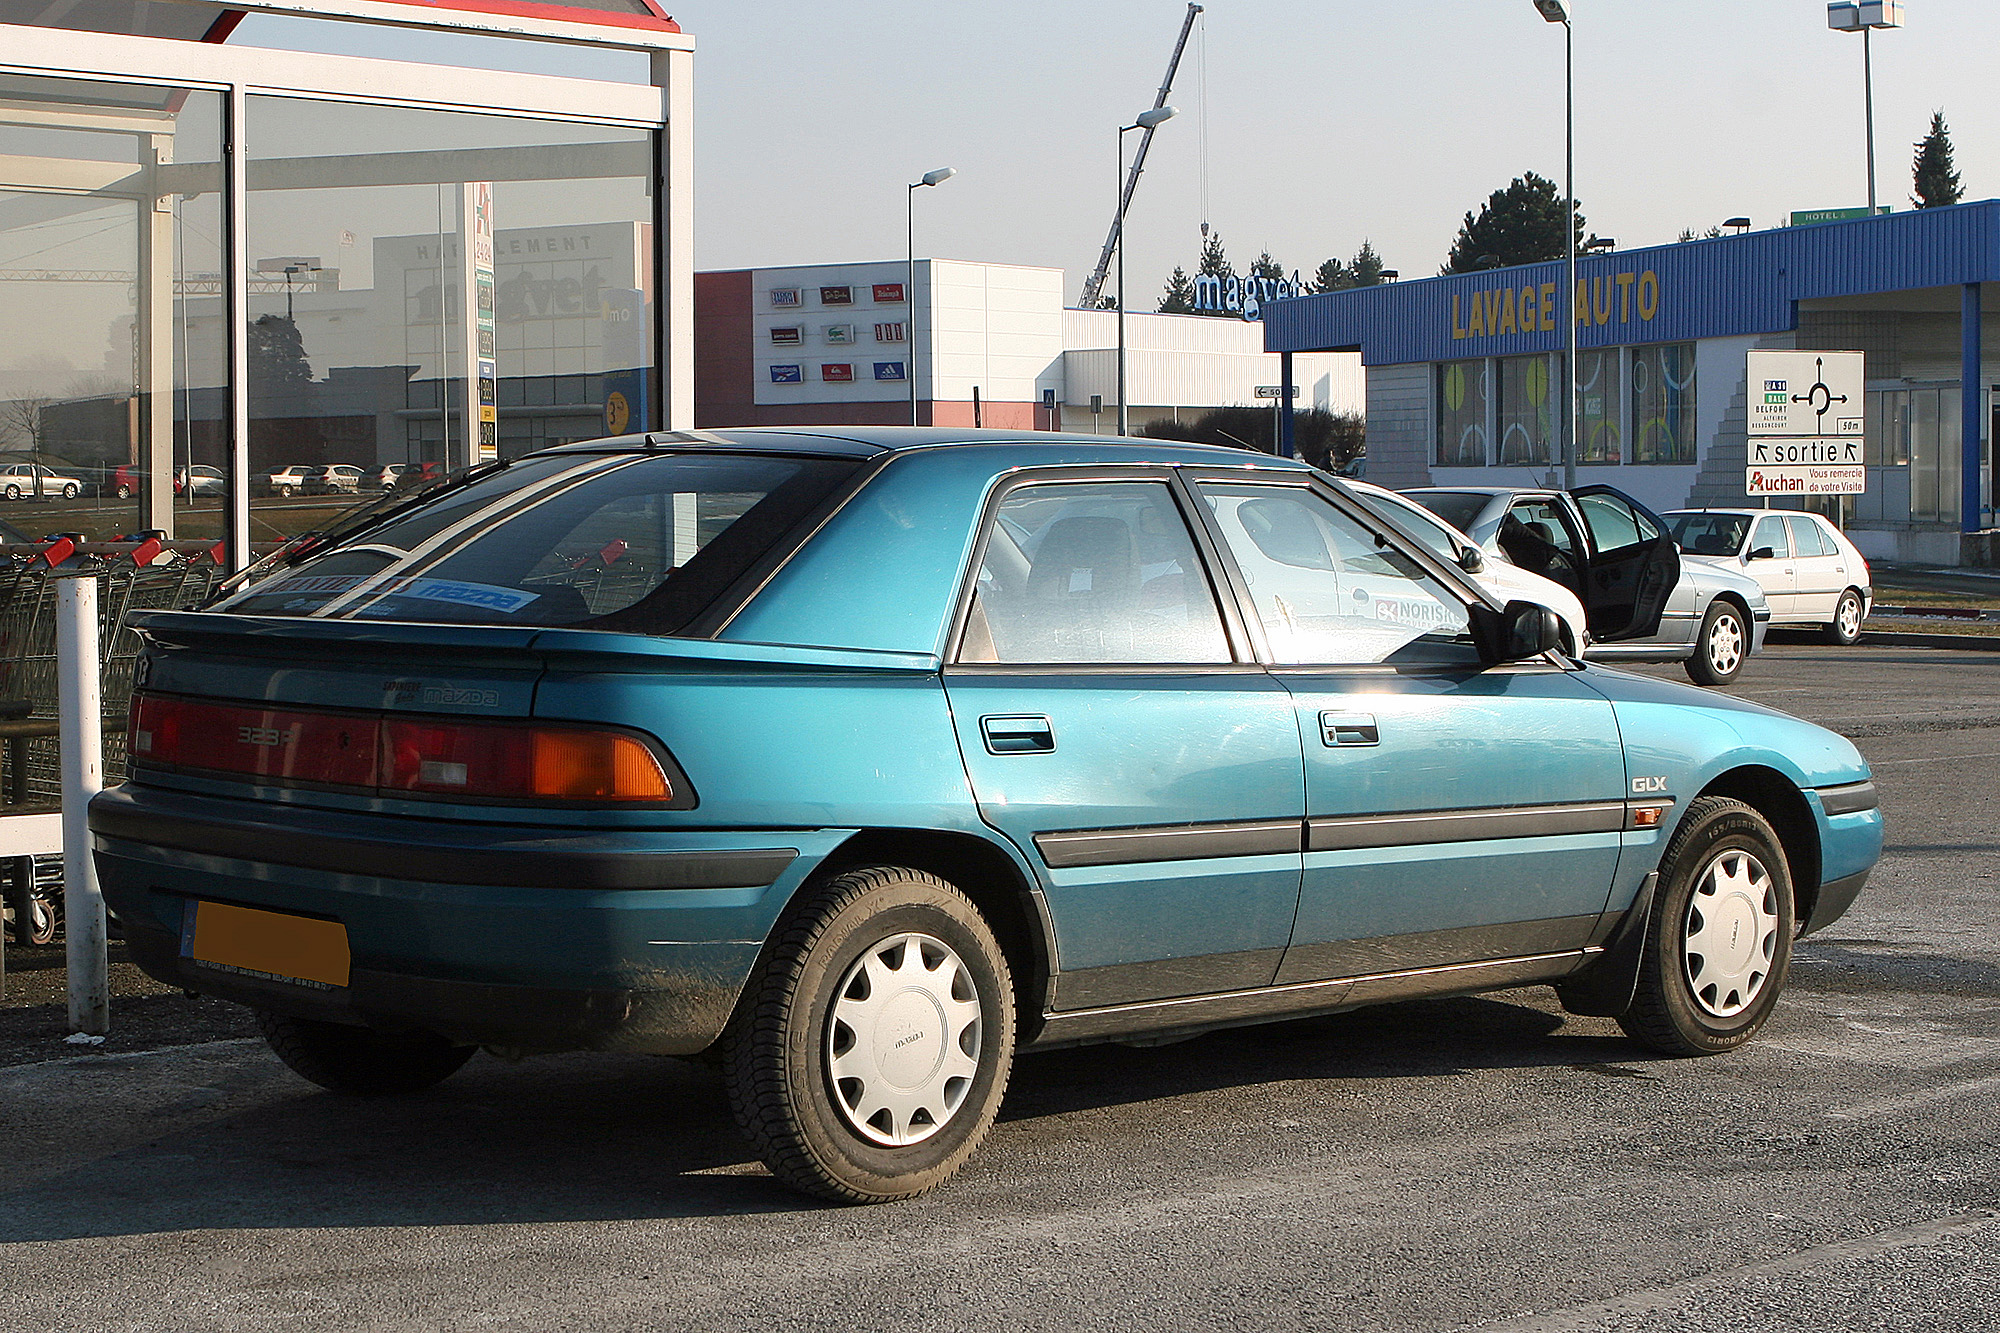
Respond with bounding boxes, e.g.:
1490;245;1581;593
1342;479;1590;656
1664;508;1871;645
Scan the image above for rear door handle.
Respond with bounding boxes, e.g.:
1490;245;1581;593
981;714;1055;754
1320;711;1379;747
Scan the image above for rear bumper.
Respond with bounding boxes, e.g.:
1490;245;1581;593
90;784;848;1054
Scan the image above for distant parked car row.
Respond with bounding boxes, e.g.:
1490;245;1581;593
0;460;453;503
254;462;443;498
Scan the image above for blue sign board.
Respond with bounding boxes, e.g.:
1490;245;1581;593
874;362;906;381
769;364;803;383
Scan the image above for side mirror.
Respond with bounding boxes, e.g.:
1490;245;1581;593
1457;545;1486;574
1471;599;1564;665
1748;545;1777;561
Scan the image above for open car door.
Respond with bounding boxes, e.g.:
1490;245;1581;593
1571;485;1680;642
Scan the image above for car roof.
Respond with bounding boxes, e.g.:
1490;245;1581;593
538;426;1315;471
1664;508;1828;520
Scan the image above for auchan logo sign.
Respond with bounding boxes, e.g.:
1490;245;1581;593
1451;269;1662;341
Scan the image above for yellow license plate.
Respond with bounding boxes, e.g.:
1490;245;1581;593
182;900;351;990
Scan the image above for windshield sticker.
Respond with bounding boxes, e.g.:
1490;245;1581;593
384;578;542;613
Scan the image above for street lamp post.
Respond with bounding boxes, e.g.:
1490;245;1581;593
906;166;956;426
1534;0;1577;490
1827;2;1904;215
1116;106;1176;437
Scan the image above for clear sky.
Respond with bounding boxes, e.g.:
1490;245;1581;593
239;1;1999;307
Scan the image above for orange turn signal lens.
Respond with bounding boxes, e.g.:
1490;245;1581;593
1632;806;1662;827
531;729;671;801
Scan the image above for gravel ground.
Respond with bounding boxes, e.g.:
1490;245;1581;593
0;944;255;1067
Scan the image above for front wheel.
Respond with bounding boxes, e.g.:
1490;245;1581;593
277;484;294;497
723;864;1015;1203
3;485;18;501
1619;796;1794;1056
1685;601;1748;686
256;1010;474;1094
114;485;132;500
1825;589;1865;646
60;483;77;500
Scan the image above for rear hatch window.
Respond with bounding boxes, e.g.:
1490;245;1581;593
215;452;858;635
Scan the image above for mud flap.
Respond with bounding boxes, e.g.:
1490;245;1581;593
1556;871;1658;1018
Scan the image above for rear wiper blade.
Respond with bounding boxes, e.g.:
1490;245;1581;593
209;459;512;599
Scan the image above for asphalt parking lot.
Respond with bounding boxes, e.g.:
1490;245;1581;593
2;637;1996;1333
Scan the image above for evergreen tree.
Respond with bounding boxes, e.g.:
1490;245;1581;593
1157;265;1197;314
1311;257;1352;293
1196;229;1233;281
1912;111;1964;209
1442;172;1585;274
1348;240;1386;286
248;314;314;394
1249;251;1287;282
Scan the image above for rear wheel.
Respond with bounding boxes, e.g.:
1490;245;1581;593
1685;601;1748;686
256;1010;474;1094
723;864;1015;1203
1620;796;1794;1056
1825;589;1865;646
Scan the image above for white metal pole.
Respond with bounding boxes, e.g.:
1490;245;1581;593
1116;127;1129;437
1563;16;1578;491
1862;26;1877;214
57;574;106;1035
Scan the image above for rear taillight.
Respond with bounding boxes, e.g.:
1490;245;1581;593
129;692;674;804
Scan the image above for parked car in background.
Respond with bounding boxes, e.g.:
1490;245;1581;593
363;464;409;491
1404;486;1771;686
1665;509;1872;645
179;465;226;497
91;428;1882;1204
1343;479;1589;656
306;464;364;496
254;465;318;497
111;465;181;500
0;463;87;501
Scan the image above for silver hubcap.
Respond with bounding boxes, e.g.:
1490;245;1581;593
1683;848;1779;1017
826;932;983;1147
1707;611;1743;675
1838;596;1861;638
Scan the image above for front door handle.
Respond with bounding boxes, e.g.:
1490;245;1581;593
1320;711;1380;747
981;714;1055;754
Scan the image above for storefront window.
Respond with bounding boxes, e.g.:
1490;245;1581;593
1577;349;1621;463
1496;354;1554;467
1435;359;1487;466
0;76;225;539
1630;342;1696;463
246;96;655;540
1906;385;1961;523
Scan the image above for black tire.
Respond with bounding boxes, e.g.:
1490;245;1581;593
723;864;1015;1204
1825;589;1865;646
256;1010;474;1094
1620;796;1794;1056
3;485;18;501
277;484;294;498
1684;600;1749;686
60;483;77;499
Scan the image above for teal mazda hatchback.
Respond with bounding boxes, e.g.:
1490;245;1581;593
91;428;1883;1202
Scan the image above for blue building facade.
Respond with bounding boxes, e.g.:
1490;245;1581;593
1264;201;2000;565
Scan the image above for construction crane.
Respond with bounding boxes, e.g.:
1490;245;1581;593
1077;2;1202;311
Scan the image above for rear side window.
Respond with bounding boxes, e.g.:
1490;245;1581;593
218;452;858;635
1787;515;1832;556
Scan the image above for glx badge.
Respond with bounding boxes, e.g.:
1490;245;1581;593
1632;775;1669;793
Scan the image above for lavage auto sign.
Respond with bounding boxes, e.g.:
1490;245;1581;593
1451;269;1662;341
1193;271;1305;321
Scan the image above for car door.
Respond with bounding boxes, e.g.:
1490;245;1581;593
1744;513;1796;615
943;473;1306;1011
1189;476;1628;985
1568;486;1681;641
1786;515;1843;618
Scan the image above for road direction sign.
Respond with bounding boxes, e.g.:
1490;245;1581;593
1747;350;1865;437
1749;437;1863;465
1745;464;1866;496
1253;385;1299;399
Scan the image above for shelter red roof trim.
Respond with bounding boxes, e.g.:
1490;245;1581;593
357;0;678;31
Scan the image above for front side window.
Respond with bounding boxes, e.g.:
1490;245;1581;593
218;451;857;634
1200;484;1473;667
1576;492;1660;555
1751;515;1791;559
960;481;1230;665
